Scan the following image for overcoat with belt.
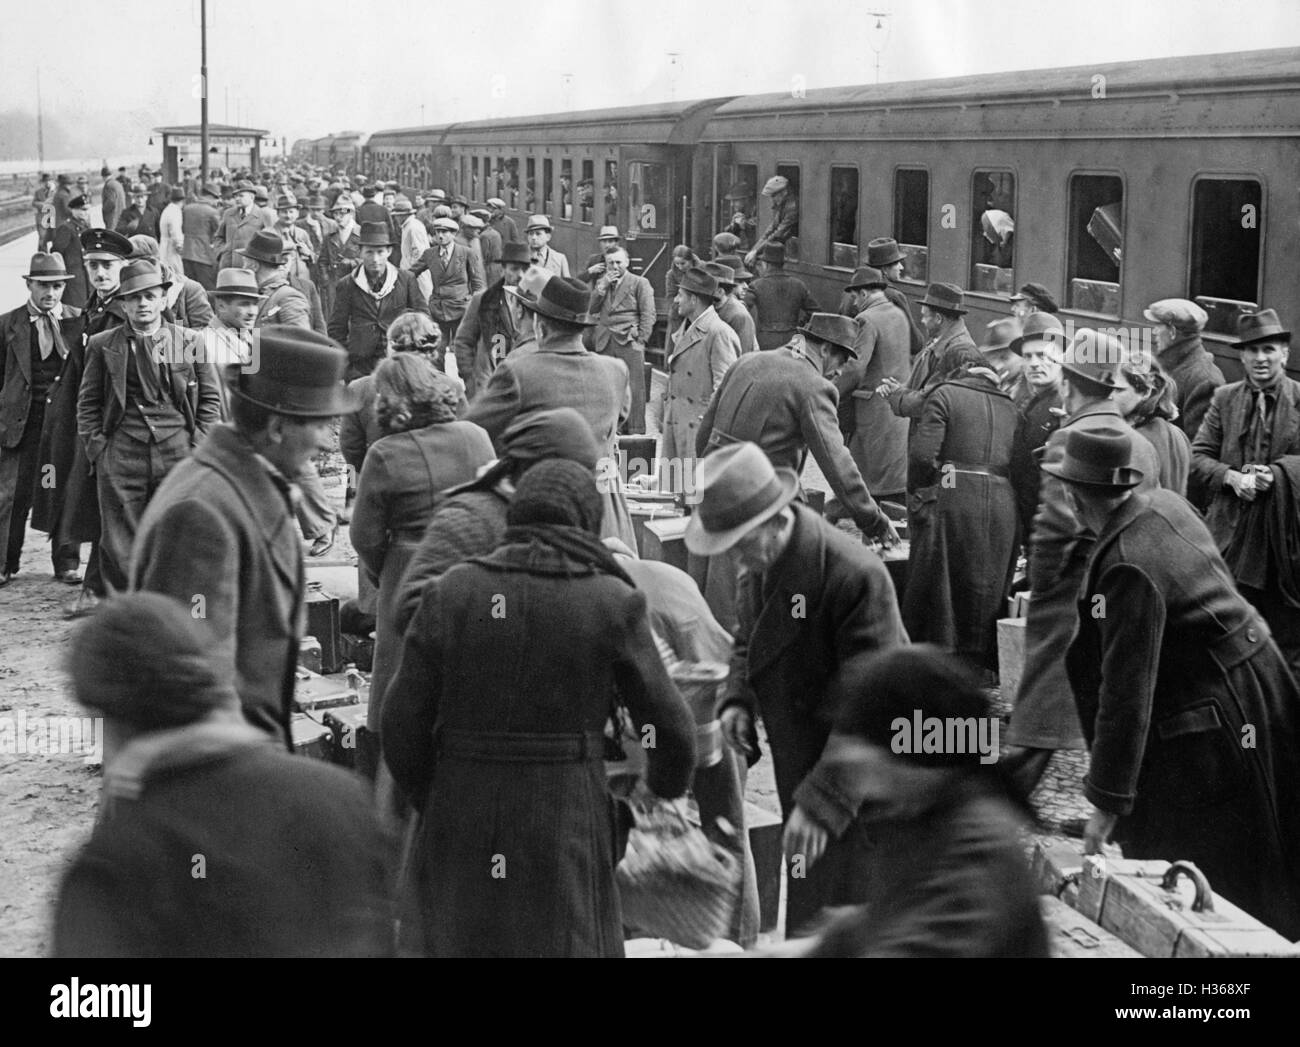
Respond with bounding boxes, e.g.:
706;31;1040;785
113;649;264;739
0;304;98;544
659;305;738;465
1007;403;1161;750
718;504;907;935
1066;488;1300;939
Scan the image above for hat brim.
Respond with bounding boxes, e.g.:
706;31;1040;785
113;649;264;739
1059;361;1124;391
845;279;887;292
25;272;71;282
213;289;266;300
797;328;858;359
1040;461;1144;490
685;468;801;556
358;238;395;248
225;375;361;418
1236;330;1291;347
920;300;967;316
506;286;597;327
117;278;172;296
868;252;905;267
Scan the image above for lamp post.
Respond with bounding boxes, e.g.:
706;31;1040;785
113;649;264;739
200;0;209;189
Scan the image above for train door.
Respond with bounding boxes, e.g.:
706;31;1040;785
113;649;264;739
623;152;679;294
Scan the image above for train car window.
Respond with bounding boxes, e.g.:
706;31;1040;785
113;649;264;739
774;163;800;260
627;161;669;236
506;157;520;209
828;166;859;268
719;164;759;251
580;160;594;224
893;168;929;283
560;158;573;220
496;156;507;202
604;160;619;225
543;159;554;216
471;157;480;201
1189;178;1262;335
970;170;1016;296
1067;174;1124;316
525;157;537;211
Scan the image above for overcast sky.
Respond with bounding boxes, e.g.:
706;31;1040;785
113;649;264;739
7;0;1300;151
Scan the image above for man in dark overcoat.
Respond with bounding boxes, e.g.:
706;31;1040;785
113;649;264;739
131;328;360;746
1009;314;1067;534
328;221;429;381
686;441;907;937
76;261;223;595
1054;426;1300;939
0;254;89;585
453;241;532;396
863;237;924;357
48;196;93;309
1145;298;1223;440
1001;331;1162;801
1190;308;1300;676
879;282;976;429
180;184;222;291
748;244;819;351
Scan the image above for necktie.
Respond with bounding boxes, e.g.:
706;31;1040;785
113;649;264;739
442;247;451;265
1253;391;1269;464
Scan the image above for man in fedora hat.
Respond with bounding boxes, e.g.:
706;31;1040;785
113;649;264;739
327;220;429;381
467;275;637;548
1009;281;1059;319
77;260;223;599
879;282;975;425
581;226;623;286
1001;329;1162;802
702;260;756;355
131;327;360;748
1144;297;1223;443
410;216;486;390
0;254;91;588
524;214;571;278
207;268;263;406
744;175;799;269
273;195;317;285
393;194;432;298
864;237;924;356
245;231;312;331
594;246;658;435
748;243;819;351
180;184;222;291
978;315;1031;406
1009;312;1069;533
1048;425;1300;938
213;180;273;270
1191;308;1300;675
685;440;906;935
48;196;94;309
661;266;740;463
835;265;912;506
454;241;535;396
486;196;519;245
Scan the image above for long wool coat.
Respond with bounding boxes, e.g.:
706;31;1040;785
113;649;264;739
904;373;1018;665
327;265;430;379
382;541;695;957
349;420;495;731
720;505;907;935
1066;488;1300;939
661;306;739;464
1007;403;1161;750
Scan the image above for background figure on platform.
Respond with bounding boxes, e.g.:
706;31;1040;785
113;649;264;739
593;247;657;435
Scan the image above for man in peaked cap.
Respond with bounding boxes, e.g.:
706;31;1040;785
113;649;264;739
1001;328;1164;802
48;196;94;309
474;208;504;286
410;216;486;390
1009;281;1059;318
76;260;223;601
744;175;799;268
1191;307;1300;676
1144;296;1223;442
485;196;520;245
131;327;360;748
684;440;907;936
0;254;90;588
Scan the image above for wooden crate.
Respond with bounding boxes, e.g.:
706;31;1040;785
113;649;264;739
1040;895;1142;957
1076;857;1300;957
997;617;1027;698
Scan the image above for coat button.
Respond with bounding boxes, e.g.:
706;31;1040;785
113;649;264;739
1246;627;1259;642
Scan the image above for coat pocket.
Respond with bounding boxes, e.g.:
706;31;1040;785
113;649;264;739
1141;701;1247;810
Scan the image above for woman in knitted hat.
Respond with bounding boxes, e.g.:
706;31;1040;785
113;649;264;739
383;459;695;957
54;592;396;958
789;645;1047;958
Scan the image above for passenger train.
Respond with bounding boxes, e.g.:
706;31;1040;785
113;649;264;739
303;47;1300;379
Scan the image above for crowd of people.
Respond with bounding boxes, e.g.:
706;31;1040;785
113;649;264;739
3;155;1298;957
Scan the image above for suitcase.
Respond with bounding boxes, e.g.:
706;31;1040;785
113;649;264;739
1086;202;1124;268
1031;841;1088;907
304;581;344;674
1040;895;1141;958
1076;857;1300;958
322;703;371;769
290;712;332;760
339;631;375;673
641;515;690;572
293;665;358;712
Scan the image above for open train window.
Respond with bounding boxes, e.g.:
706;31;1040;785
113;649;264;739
525;157;536;211
496;157;506;202
627;161;668;236
580;160;594;224
483;156;492;202
1189;177;1262;336
1067;174;1123;316
506;157;520;209
471;157;480;201
720;163;758;251
560;158;573;220
893;168;929;283
604;160;619;225
828;166;859;269
970;170;1016;295
543;159;554;216
774;163;800;260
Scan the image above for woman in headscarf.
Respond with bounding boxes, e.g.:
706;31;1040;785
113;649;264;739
1113;359;1191;495
350;353;494;748
383;459;696;957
